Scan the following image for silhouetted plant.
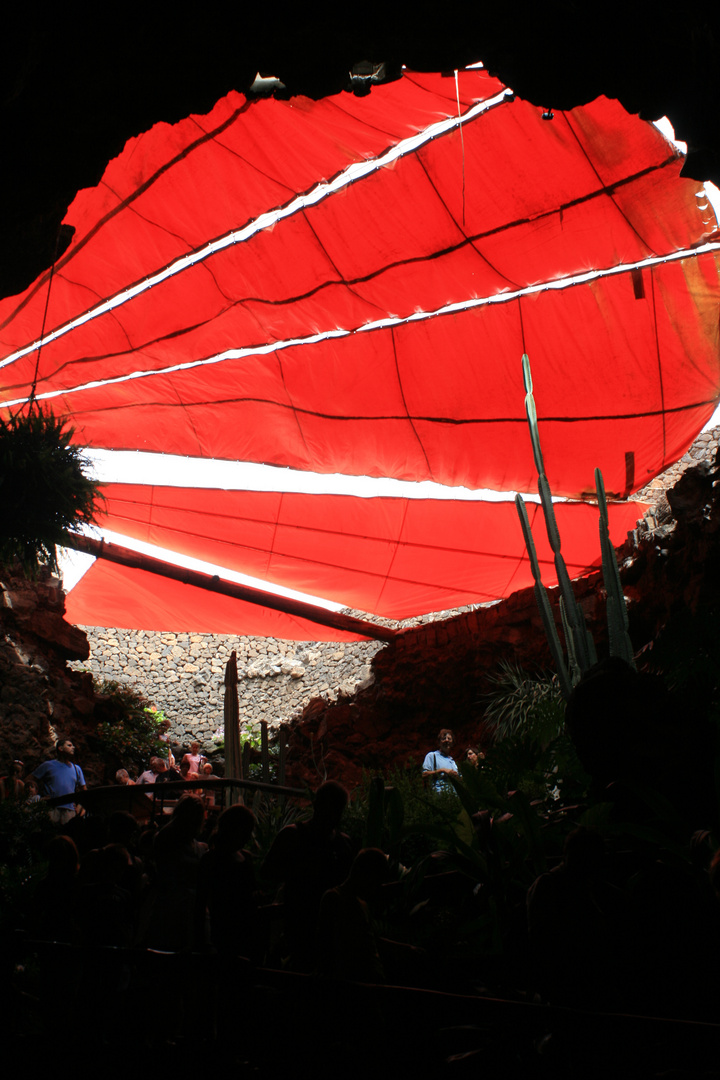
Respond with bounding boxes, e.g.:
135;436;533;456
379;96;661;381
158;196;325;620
251;790;309;869
0;406;102;574
0;799;55;932
344;765;461;866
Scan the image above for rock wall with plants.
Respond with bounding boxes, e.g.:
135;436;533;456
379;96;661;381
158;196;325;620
0;564;101;778
284;442;720;790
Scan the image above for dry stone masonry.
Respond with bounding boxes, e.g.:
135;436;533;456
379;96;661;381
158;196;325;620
69;631;382;745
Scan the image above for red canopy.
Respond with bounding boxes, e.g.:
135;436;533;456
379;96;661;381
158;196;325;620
0;68;715;635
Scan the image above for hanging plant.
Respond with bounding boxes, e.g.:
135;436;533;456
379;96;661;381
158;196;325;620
0;405;102;574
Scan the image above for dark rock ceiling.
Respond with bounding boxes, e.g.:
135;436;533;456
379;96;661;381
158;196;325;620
2;7;718;300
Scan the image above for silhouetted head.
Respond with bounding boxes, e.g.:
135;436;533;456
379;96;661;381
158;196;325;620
312;780;348;831
107;811;139;847
216;804;256;850
171;793;205;836
346;847;389;899
46;834;80;880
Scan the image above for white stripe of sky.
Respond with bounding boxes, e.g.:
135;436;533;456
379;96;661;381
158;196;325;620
4;239;720;412
0;87;512;374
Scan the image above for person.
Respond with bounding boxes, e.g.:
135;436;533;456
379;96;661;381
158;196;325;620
463;746;483;769
157;716;175;767
179;759;198;782
146;794;208;950
115;768;135;785
137;757;167;785
422;729;458;790
26;737;87;825
526;826;624;1008
263;780;353;971
317;848;389;982
200;761;217;807
181;741;204;775
155;760;182;784
24;777;42;804
0;759;25;800
196;804;257;956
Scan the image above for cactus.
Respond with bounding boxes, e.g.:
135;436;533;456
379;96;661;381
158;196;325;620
515;493;573;699
522;354;591;674
595;467;635;668
516;354;635;696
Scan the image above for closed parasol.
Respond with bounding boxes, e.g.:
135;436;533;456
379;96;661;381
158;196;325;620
223;649;242;805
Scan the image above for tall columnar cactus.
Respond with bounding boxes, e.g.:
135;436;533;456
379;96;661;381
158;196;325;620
516;353;633;698
515;492;573;699
595;467;635;667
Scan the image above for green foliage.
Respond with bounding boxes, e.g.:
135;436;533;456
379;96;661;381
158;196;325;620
344;765;466;866
241;724;262;751
94;679;166;771
251;791;310;870
0;405;102;573
478;661;590;803
475;729;590;803
483;660;565;744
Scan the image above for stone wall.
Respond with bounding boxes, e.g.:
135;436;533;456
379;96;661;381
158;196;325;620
70;630;383;747
0;565;103;779
633;425;720;500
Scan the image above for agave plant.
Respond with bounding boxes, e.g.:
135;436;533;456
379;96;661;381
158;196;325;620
0;405;101;574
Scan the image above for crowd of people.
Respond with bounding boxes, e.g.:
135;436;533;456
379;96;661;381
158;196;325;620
15;771;379;981
6;726;720;1037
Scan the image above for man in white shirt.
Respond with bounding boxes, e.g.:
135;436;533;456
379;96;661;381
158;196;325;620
137;756;166;785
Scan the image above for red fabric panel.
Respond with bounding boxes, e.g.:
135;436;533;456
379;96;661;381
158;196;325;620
0;69;713;634
0;71;716;500
91;485;647;620
64;559;367;640
52;248;719;497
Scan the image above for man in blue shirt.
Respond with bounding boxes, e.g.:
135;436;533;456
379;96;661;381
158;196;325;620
422;728;458;791
28;737;86;825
